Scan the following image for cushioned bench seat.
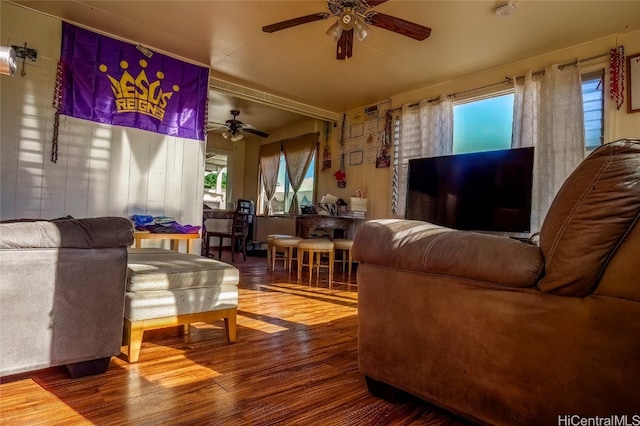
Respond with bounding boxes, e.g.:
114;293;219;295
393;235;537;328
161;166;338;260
124;248;239;362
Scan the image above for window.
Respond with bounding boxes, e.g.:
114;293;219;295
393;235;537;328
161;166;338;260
259;151;316;214
453;92;514;154
451;71;604;155
581;69;604;151
392;68;606;215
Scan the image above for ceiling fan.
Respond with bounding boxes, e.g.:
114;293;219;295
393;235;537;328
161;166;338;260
207;109;269;141
262;0;431;60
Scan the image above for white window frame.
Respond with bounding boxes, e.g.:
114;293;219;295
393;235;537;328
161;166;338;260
580;66;606;153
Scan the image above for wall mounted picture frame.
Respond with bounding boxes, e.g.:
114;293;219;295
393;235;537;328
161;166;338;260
628;52;640;113
349;150;363;166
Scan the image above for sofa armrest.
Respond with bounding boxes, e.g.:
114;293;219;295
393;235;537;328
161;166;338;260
0;217;133;249
353;219;543;288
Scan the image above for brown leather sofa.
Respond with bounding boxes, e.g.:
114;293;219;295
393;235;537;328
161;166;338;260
353;139;640;425
0;216;133;378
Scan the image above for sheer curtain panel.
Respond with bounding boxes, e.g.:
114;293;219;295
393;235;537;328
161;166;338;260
512;65;585;232
392;98;453;216
258;142;282;215
512;71;541;150
283;132;318;215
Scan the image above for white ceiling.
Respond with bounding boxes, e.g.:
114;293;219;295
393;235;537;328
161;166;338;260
10;0;640;134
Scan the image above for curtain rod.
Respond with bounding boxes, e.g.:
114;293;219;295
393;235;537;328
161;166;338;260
391;50;611;111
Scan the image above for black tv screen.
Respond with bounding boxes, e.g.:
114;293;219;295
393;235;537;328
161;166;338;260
406;147;534;233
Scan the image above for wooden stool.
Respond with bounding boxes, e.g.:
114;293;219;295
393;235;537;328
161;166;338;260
333;239;354;279
266;234;293;271
271;237;302;272
297;239;335;288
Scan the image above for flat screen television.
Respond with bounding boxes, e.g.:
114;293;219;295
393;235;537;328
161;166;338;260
406;147;534;234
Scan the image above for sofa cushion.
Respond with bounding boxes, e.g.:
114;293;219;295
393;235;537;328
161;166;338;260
126;248;239;292
353;219;543;288
124;286;239;321
0;217;133;249
538;139;640;296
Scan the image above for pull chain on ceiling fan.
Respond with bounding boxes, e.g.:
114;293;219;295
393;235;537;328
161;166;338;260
262;0;431;60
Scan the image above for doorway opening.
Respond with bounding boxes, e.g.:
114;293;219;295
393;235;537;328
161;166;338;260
203;152;228;209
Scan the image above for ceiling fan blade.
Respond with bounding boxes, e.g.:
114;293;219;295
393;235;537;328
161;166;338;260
243;128;269;138
368;12;431;41
336;29;354;60
207;123;227;131
262;12;330;33
366;0;389;7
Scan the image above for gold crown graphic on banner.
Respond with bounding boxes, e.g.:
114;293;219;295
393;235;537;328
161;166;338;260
99;59;179;121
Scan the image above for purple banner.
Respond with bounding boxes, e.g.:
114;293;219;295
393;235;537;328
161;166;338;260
60;22;208;141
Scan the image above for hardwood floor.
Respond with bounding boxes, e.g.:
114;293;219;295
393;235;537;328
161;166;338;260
0;253;468;426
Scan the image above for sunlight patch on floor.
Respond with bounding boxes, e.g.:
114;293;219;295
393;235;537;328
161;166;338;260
238;283;357;327
114;344;224;390
0;379;92;425
236;313;289;334
261;282;358;303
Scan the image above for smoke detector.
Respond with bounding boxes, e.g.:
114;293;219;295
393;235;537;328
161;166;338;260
495;2;517;16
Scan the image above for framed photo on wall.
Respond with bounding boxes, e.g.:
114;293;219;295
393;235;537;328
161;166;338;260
628;52;640;113
349;150;363;166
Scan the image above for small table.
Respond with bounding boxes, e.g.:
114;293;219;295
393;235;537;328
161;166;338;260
295;215;354;239
133;232;199;254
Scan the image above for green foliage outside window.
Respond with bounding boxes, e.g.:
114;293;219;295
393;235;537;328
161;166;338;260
204;172;227;190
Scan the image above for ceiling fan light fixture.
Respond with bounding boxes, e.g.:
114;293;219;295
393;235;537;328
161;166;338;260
338;9;357;30
354;21;369;41
230;133;243;142
325;20;342;42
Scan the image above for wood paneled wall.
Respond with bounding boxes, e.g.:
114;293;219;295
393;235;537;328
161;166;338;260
1;3;205;252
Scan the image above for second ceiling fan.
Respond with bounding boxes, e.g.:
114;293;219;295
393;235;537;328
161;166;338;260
207;109;269;141
262;0;431;60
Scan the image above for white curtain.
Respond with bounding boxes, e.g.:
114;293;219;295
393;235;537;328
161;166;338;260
392;97;453;216
512;65;585;232
258;142;282;215
283;132;318;215
512;71;540;149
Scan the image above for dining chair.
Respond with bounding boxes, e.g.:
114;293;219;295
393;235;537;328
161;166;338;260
236;199;253;216
205;211;249;262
